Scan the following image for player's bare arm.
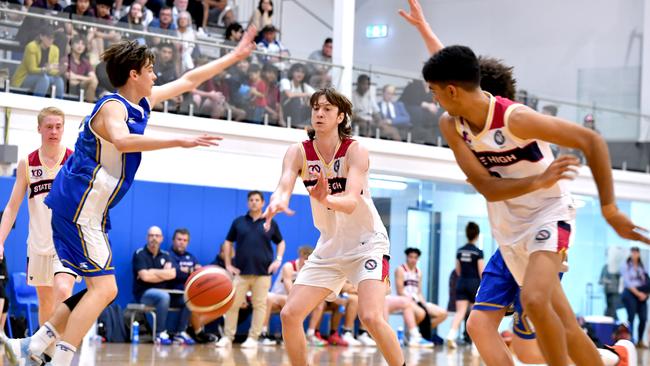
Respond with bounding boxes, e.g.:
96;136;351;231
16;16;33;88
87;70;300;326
281;263;294;294
0;159;28;260
263;143;301;228
440;114;579;202
394;266;406;296
508;107;650;244
399;0;444;55
93;101;222;152
309;141;366;215
150;26;257;106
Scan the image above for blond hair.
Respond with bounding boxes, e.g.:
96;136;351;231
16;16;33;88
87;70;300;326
37;107;65;126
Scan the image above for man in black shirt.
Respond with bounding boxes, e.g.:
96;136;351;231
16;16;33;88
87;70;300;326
216;190;285;349
132;226;176;345
447;222;484;348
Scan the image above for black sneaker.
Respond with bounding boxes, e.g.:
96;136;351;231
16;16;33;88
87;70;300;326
186;326;213;344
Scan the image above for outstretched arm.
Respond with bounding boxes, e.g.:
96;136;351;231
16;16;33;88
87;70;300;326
399;0;444;55
440;113;580;202
0;159;28;260
150;26;257;106
263;144;302;229
507;107;650;244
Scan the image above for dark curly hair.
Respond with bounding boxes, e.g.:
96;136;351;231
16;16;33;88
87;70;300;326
478;56;516;100
422;45;480;90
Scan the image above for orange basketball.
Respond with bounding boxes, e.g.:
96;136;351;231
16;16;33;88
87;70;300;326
184;266;235;318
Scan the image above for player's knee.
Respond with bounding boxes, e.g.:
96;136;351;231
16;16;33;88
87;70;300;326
521;290;545;315
96;282;118;304
466;312;484;338
280;304;301;325
358;309;383;331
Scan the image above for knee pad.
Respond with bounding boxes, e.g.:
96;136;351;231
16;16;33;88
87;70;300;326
63;289;88;311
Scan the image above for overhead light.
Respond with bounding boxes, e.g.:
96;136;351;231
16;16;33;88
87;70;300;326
366;24;388;38
369;179;408;191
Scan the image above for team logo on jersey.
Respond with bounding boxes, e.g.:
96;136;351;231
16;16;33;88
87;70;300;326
364;259;377;271
535;229;551;241
494;130;505;145
31;169;43;177
462;131;472;145
308;164;321;174
333;159;341;173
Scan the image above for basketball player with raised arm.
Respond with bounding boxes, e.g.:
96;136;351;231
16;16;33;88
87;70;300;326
399;1;649;365
3;28;257;366
263;88;405;366
0;107;77;362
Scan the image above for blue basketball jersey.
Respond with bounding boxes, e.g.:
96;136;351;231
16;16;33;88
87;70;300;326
45;94;150;231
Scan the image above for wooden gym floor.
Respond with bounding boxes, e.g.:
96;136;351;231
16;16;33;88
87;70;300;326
2;342;646;365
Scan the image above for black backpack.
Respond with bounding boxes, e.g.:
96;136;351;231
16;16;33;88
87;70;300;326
97;303;128;343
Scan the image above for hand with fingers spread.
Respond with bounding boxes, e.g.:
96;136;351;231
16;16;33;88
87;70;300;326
603;207;650;245
262;195;295;231
307;169;330;203
536;155;581;189
179;134;223;148
398;0;427;27
233;25;258;61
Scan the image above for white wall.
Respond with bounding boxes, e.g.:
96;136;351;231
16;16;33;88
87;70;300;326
1;93;649;201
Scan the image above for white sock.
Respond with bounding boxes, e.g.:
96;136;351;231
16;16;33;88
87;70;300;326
446;328;457;340
306;328;315;337
409;327;421;338
598;348;620;366
51;341;76;366
261;326;268;333
29;322;60;356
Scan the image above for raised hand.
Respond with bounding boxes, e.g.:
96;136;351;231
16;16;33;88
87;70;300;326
262;196;295;231
398;0;427;27
536;155;581;189
179;134;223;148
233;25;257;60
307;169;329;203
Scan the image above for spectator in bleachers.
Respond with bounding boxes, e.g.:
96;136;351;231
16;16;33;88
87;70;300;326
120;0;154;27
202;0;234;29
132;226;177;345
193;70;247;120
149;6;177;31
62;0;94;18
280;63;314;128
351;74;379;136
87;0;120;64
227;58;253;112
216;190;286;349
171;0;188;23
398;78;439;144
256;25;287;64
247;63;267;124
176;10;197;72
115;0;163;20
31;0;62;11
583;113;600;134
167;228;200;345
249;0;273;41
152;42;183;111
262;63;282;126
118;2;147;45
62;36;98;102
307;37;333;89
376;84;410;141
220;22;244;57
12;26;64;98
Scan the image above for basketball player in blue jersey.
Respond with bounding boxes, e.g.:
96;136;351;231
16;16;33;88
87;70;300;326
400;1;648;365
2;27;257;366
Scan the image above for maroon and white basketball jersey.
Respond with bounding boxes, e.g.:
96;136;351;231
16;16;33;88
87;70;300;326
401;264;420;301
26;148;73;255
455;94;575;250
299;138;388;258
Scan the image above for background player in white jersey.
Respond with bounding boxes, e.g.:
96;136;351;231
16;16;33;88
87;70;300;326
0;107;77;359
263;88;405;366
3;28;257;366
395;247;448;341
399;1;647;365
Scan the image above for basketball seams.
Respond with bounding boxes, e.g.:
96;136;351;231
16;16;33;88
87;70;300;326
183;267;236;313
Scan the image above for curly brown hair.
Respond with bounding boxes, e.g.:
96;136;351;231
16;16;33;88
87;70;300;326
478;56;516;100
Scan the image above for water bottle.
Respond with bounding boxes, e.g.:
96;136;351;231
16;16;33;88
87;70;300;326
131;321;139;344
396;326;404;346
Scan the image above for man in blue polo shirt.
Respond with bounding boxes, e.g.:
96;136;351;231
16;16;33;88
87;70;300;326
216;190;286;349
132;226;176;345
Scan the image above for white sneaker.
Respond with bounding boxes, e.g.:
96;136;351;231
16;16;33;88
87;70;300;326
259;337;276;346
357;332;376;347
407;336;434;348
342;332;362;347
240;337;258;349
215;337;232;348
446;338;457;349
